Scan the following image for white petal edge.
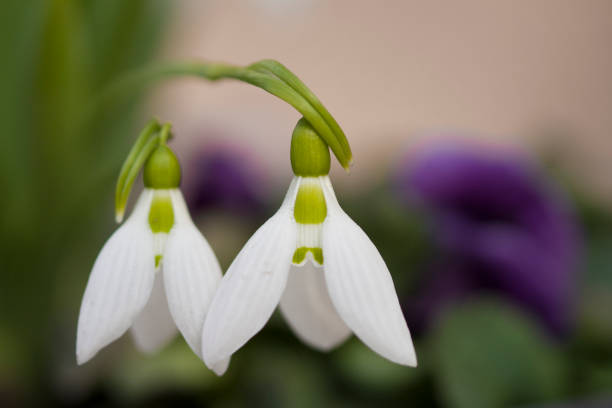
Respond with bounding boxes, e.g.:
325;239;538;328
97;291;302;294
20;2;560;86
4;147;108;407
320;177;417;366
130;272;177;353
163;190;224;364
76;190;156;364
211;357;231;376
201;177;300;370
280;263;351;351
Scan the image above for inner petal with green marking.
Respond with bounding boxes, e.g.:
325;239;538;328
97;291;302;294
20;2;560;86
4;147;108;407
148;189;175;268
292;178;326;267
292;246;324;266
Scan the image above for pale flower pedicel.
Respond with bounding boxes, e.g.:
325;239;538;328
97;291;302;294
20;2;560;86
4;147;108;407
76;127;228;375
202;119;417;372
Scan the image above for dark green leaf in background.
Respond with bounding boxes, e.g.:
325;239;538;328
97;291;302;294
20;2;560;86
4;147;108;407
430;298;568;408
0;0;170;401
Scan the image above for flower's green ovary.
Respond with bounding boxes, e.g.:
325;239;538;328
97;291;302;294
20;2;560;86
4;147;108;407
294;183;327;224
155;255;163;268
291;118;330;176
292;247;324;265
143;145;181;189
249;59;352;167
149;194;174;233
115;119;160;220
115;134;163;221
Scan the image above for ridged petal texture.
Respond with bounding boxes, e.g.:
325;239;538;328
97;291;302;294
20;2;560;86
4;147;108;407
76;190;155;364
163;190;228;375
320;177;417;366
280;263;351;350
201;178;300;370
131;274;177;353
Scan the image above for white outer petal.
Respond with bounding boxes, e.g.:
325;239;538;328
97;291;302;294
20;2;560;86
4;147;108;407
320;177;417;366
201;178;300;369
76;190;156;364
280;263;351;351
211;358;231;376
163;190;229;374
130;272;177;353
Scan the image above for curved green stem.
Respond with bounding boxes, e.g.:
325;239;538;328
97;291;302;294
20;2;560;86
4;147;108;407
89;60;353;170
249;59;352;167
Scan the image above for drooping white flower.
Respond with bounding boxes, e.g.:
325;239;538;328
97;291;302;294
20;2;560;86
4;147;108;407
76;144;228;375
201;119;416;371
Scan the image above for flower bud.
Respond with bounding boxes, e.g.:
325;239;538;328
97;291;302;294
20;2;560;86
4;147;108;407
143;145;181;189
290;118;330;176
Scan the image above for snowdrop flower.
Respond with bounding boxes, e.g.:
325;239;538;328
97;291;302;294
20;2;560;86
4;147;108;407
202;119;417;372
77;133;228;375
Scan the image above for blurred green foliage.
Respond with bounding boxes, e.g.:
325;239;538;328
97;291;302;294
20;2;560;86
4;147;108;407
0;0;169;398
430;299;567;408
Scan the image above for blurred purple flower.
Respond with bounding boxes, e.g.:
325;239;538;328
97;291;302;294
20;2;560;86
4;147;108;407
396;143;580;337
183;144;265;216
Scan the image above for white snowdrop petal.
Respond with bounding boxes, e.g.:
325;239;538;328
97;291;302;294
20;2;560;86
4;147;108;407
321;179;417;366
163;221;223;360
76;191;156;364
130;272;177;353
212;357;231;376
169;189;193;227
280;263;351;351
201;208;296;369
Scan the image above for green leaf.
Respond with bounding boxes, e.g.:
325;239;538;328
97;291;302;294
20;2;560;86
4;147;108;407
430;298;568;408
82;0;170;88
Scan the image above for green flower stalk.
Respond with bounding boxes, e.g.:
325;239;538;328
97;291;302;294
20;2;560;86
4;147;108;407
89;59;353;170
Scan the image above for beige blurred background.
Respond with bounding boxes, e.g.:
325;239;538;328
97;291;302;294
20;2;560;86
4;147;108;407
150;0;612;197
